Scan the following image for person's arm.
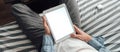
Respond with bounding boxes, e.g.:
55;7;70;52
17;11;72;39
88;36;111;52
71;25;111;52
41;16;54;52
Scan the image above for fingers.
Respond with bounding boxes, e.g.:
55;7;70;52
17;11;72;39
73;25;86;34
70;33;76;38
42;16;47;25
42;16;51;35
71;33;79;38
42;16;49;27
72;25;92;42
73;25;81;34
71;34;82;39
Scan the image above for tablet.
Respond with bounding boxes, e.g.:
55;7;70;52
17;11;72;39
43;4;75;43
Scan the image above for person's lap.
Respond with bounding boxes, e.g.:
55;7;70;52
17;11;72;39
55;37;98;52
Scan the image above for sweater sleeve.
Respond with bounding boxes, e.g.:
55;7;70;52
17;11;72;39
41;35;54;52
88;36;111;52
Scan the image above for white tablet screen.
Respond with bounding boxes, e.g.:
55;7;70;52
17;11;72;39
44;6;74;42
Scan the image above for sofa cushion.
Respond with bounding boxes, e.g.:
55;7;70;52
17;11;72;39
0;21;37;52
77;0;120;52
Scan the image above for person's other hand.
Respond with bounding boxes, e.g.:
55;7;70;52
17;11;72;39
42;16;51;35
71;25;92;42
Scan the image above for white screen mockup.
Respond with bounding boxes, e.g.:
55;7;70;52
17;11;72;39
44;5;75;43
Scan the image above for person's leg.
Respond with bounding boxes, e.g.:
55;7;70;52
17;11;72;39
60;0;81;28
12;3;44;52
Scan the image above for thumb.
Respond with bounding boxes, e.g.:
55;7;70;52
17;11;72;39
71;34;81;38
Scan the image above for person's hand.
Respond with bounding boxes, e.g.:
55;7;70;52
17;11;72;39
71;25;92;42
42;16;51;35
